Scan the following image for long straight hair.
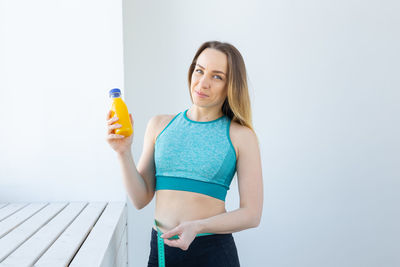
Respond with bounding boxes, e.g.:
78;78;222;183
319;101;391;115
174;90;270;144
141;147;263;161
188;41;254;131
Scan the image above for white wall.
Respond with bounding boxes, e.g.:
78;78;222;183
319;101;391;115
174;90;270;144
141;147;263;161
0;0;126;201
123;0;400;267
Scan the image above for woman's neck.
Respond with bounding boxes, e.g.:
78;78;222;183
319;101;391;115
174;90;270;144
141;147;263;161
187;106;223;122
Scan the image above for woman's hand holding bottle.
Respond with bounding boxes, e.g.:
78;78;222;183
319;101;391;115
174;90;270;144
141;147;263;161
106;110;134;155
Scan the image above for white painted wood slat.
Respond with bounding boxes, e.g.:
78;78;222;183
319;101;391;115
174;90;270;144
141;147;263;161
0;203;28;221
1;202;87;267
0;203;47;238
69;202;127;267
99;206;127;267
118;242;128;267
0;202;127;267
114;225;128;267
34;202;107;267
0;202;67;262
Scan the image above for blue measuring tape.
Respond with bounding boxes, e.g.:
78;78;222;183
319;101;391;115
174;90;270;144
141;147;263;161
154;219;214;267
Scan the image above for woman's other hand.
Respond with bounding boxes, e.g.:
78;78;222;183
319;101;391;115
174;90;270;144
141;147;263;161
161;221;200;251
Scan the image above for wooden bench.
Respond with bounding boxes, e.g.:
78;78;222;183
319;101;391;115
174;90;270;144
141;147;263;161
0;202;127;267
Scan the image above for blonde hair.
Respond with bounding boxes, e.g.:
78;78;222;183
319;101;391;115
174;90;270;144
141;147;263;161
188;41;254;131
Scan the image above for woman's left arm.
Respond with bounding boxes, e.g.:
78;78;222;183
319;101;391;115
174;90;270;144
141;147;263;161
162;127;263;249
194;126;263;233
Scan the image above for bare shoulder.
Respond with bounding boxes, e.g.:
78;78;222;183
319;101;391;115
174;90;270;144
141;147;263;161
147;114;177;143
150;114;176;126
229;121;259;158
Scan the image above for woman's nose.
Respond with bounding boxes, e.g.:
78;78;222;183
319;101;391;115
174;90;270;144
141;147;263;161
199;75;211;89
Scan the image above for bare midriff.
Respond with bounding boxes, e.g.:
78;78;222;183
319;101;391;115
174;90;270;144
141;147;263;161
153;190;227;233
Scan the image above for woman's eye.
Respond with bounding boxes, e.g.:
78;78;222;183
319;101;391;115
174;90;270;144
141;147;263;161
214;75;223;80
195;69;203;74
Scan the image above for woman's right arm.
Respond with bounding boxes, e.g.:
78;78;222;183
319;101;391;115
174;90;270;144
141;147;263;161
106;112;160;210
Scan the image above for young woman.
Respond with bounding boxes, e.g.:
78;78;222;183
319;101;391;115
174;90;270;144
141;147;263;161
106;41;263;267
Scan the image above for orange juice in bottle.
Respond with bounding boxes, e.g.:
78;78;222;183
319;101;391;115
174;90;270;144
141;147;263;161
109;88;133;137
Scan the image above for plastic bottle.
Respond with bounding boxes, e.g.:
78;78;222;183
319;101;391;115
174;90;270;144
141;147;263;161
109;88;133;137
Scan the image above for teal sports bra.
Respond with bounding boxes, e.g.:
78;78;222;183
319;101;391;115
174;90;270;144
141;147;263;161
154;109;237;201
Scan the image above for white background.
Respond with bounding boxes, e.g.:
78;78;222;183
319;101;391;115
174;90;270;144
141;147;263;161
0;0;399;266
123;0;399;266
0;0;126;201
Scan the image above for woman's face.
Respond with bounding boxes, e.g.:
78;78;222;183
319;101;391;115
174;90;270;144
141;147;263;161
190;48;228;108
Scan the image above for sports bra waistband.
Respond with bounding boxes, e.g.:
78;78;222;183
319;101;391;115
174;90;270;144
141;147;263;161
155;175;229;201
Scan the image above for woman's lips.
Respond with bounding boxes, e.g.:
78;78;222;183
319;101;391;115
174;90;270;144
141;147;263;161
195;90;208;98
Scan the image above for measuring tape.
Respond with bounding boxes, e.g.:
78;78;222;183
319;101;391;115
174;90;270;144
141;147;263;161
156;229;166;267
154;219;214;267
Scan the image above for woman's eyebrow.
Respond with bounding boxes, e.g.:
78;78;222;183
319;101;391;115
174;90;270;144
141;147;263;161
196;63;226;75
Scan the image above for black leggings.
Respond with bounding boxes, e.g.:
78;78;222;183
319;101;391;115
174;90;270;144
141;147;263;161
147;228;241;267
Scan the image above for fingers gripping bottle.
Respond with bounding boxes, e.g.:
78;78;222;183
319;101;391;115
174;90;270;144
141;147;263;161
109;88;133;137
